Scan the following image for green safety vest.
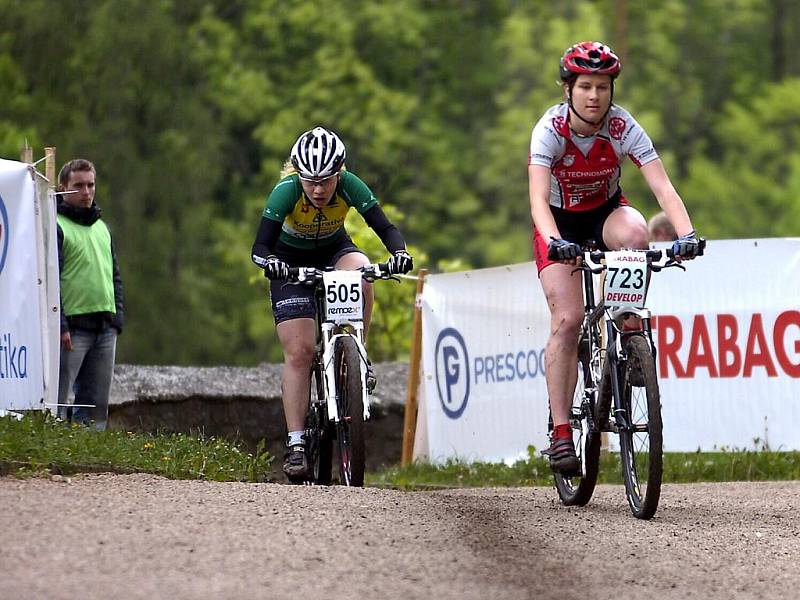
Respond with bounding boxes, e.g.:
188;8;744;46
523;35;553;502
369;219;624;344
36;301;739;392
57;215;116;316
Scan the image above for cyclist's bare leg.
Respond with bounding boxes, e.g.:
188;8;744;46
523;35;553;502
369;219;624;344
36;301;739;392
334;251;374;336
602;206;648;250
603;206;649;329
540;262;584;426
276;317;317;432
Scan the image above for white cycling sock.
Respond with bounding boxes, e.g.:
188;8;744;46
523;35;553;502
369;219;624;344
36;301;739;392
287;430;305;447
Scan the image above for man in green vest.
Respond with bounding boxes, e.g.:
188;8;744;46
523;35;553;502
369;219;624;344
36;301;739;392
56;159;124;430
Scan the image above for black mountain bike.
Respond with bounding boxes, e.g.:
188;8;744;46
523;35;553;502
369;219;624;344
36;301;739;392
281;263;395;486
552;241;705;519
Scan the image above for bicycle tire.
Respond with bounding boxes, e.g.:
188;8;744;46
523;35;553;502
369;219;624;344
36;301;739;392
553;331;601;506
306;362;333;485
334;337;366;487
618;335;663;519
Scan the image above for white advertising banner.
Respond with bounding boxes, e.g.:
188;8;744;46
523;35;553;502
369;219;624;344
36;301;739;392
0;159;51;411
418;238;800;463
419;263;552;464
648;238;800;452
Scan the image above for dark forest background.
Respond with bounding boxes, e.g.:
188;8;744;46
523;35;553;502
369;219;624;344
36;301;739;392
2;0;798;365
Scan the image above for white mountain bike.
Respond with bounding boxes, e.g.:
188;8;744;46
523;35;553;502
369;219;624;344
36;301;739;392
280;262;395;486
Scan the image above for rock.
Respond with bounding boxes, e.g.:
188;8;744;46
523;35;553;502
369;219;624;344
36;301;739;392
108;362;411;479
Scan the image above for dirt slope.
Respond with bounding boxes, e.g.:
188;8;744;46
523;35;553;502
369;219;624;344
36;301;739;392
1;475;797;600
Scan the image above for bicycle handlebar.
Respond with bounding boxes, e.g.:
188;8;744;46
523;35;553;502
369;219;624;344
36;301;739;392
278;262;395;284
589;238;705;261
575;238;706;275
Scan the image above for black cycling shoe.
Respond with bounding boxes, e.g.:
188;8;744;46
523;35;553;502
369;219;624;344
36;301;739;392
283;445;308;483
541;437;581;476
365;360;376;394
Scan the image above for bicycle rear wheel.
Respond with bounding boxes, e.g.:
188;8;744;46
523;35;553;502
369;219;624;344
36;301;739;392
306;362;333;485
618;335;662;519
334;337;366;486
554;332;601;506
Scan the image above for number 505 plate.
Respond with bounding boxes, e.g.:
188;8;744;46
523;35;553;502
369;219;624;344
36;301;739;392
323;270;364;322
602;250;649;309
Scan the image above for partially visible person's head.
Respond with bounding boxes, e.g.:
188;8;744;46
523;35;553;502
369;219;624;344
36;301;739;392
648;211;677;242
58;159;96;209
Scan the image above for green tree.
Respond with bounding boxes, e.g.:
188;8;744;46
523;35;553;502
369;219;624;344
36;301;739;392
682;78;800;238
2;0;798;367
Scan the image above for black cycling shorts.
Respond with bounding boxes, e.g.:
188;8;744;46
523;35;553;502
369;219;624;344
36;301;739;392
269;236;366;324
553;194;624;247
533;194;626;272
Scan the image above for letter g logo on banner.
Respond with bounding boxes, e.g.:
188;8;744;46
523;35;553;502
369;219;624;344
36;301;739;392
0;195;9;276
434;327;470;419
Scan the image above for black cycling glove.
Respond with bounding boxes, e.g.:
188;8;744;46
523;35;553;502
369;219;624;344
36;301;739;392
254;254;289;280
547;238;581;261
671;230;701;259
388;250;413;275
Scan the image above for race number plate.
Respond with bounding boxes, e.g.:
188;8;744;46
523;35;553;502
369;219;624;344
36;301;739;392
322;270;363;322
603;250;648;309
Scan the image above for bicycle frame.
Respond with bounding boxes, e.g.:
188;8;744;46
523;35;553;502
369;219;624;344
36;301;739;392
291;263;392;425
278;262;396;486
317;307;370;423
580;249;672;432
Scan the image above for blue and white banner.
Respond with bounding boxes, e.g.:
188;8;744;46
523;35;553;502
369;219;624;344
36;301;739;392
0;158;57;412
418;262;551;463
417;239;800;463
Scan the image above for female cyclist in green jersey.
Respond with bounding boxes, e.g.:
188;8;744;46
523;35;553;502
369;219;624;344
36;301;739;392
251;126;413;480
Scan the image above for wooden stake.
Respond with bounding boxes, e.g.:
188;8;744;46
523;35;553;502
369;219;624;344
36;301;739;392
401;269;427;466
44;147;56;189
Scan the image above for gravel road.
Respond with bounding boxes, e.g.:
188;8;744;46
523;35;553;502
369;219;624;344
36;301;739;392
1;475;797;600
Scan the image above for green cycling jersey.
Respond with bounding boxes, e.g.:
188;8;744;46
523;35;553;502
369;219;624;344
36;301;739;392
262;171;378;250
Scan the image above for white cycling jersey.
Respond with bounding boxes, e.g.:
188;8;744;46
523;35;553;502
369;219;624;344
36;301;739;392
529;103;659;211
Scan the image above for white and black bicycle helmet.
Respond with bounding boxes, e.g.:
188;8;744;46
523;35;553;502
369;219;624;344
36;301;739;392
290;126;346;180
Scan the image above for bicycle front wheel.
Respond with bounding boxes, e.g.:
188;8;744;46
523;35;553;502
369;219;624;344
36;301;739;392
334;337;366;486
554;333;601;506
618;335;663;519
306;362;333;485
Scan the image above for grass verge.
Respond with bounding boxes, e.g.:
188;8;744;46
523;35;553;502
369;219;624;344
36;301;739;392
3;414;798;488
0;412;272;482
367;446;800;489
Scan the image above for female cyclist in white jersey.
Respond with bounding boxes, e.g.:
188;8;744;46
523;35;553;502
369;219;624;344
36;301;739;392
528;41;701;473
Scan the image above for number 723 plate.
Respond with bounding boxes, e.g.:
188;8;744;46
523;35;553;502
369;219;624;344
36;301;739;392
602;250;649;309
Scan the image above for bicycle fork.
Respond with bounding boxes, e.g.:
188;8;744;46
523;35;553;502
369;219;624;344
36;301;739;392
604;309;656;433
320;324;371;423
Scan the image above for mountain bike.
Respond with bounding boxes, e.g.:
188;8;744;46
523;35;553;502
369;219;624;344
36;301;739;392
280;262;395;486
552;241;705;519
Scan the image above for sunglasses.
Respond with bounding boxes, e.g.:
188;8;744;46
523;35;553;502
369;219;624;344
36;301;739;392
298;174;338;185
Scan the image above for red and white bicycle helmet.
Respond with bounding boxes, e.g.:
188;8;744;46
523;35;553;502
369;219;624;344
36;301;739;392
559;41;621;81
290;126;347;180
